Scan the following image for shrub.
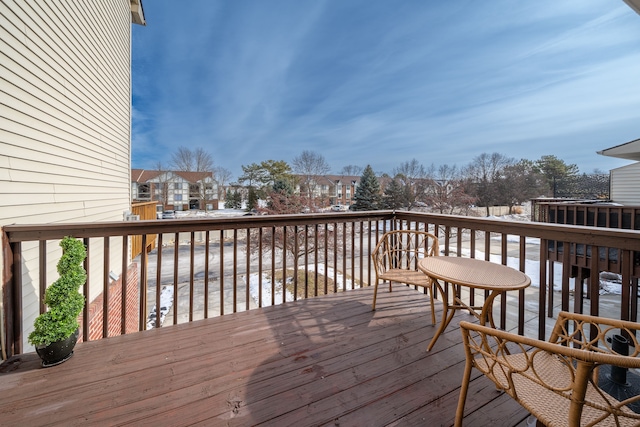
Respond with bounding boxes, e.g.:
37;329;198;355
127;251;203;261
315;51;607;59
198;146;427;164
28;237;87;347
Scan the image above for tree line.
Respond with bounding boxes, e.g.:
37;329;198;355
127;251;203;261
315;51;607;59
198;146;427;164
350;153;608;215
154;147;609;214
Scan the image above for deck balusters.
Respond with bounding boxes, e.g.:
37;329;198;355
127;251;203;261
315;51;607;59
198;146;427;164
3;211;639;358
204;230;209;319
190;232;195;321
173;234;179;325
122;235;129;334
155;234;163;328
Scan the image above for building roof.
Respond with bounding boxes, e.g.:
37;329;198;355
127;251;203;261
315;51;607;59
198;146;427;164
174;171;213;182
131;0;146;26
131;169;213;183
624;0;640;15
131;169;162;182
597;138;640;161
324;175;361;184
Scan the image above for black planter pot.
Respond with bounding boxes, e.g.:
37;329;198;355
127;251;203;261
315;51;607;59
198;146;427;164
35;329;79;368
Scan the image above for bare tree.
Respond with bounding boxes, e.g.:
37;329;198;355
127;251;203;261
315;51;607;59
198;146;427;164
339;165;363;176
171;146;214;172
194;147;214;172
171;147;194;171
499;159;547;211
425;164;475;214
250;189;342;284
292;150;331;199
248;224;338;284
154;161;170;208
394;159;427;180
392;159;430;209
264;188;311;215
465;152;515;216
213;166;233;200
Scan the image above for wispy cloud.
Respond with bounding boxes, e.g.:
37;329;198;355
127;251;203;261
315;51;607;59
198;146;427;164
132;0;640;176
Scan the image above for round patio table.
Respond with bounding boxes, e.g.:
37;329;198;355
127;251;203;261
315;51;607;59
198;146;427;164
418;256;531;351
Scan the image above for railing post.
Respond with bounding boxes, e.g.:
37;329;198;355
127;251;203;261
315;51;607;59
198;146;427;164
103;236;110;338
621;249;632;322
6;240;23;357
2;231;16;358
83;237;90;342
539;239;548;340
122;235;130;334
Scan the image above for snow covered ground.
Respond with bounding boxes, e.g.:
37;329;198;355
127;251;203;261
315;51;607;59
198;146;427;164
246;264;357;307
241;246;624;311
147;208;626;324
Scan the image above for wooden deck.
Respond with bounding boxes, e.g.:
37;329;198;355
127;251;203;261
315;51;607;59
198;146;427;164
0;284;530;426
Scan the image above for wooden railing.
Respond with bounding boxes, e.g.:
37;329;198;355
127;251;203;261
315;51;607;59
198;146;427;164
531;199;640;229
531;201;640;306
3;210;640;358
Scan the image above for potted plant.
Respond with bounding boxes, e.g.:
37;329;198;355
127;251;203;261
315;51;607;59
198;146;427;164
28;236;86;367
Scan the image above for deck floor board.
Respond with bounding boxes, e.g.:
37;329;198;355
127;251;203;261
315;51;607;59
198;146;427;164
0;284;529;426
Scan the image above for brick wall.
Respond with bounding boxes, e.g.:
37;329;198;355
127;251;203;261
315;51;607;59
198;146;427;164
79;264;140;342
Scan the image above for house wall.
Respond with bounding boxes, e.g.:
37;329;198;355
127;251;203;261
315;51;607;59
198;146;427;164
79;264;139;342
169;179;189;210
610;162;640;205
333;182;357;206
1;1;134;352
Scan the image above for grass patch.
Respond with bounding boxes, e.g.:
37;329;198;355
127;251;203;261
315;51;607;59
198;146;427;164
270;269;360;299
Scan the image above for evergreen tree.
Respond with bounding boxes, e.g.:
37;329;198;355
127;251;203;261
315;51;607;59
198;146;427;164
272;179;294;196
534;154;580;197
383;178;407;209
351;165;381;211
225;189;242;209
246;187;258;211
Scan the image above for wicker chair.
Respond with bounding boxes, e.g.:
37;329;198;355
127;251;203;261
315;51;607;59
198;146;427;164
371;230;439;325
455;311;640;427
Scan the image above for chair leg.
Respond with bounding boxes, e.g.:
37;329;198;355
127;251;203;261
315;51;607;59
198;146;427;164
454;357;474;427
372;280;380;310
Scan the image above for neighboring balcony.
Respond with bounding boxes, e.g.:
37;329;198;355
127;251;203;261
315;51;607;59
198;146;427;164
1;210;639;425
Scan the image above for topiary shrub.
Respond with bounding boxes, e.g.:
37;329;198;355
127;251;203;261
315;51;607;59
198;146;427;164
28;236;87;347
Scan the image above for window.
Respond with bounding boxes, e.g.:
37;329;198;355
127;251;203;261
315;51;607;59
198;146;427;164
174;183;182;190
138;184;150;199
174;194;182;201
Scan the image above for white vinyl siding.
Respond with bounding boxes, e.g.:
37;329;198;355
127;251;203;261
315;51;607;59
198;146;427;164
610;162;640;205
1;1;133;350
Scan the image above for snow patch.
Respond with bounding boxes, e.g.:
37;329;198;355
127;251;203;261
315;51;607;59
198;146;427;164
146;286;174;329
246;264;357;306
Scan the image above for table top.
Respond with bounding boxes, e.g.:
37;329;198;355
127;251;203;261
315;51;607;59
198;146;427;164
418;256;531;291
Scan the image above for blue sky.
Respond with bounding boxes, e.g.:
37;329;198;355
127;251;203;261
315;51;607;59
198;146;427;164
132;1;640;179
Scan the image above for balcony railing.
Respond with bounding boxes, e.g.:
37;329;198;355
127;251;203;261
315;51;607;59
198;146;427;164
3;210;640;358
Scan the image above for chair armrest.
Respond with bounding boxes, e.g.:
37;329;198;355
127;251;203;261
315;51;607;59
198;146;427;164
371;237;387;278
461;320;640;369
460;320;640;426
